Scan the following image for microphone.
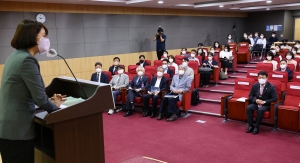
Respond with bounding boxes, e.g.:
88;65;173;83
48;49;88;99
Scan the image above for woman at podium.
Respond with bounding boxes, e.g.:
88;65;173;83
0;19;66;163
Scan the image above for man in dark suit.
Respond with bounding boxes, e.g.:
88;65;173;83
276;60;293;81
90;62;108;84
246;70;278;134
109;57;121;75
136;55;150;67
142;66;169;118
162;59;174;79
124;66;149;117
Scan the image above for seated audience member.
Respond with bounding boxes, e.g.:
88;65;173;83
263;51;278;70
201;53;219;88
213;41;221;49
240;33;251;44
108;65;129;115
276;60;293;81
180;48;190;58
294;41;300;49
270;46;282;60
197;48;205;63
109;57;121;75
136;55;150;67
182;58;194;80
168;55;178;74
198;43;207;55
246;70;278;134
269;32;279;45
142;66;169;118
227;34;234;43
292;47;300;58
158;65;192;121
219;45;232;75
91;62;108;84
162;59;174;79
248;33;254;47
275;44;281;53
188;49;200;66
256;33;266;49
210;47;217;56
285;51;297;70
253;32;260;44
161;50;169;60
124;66;149;117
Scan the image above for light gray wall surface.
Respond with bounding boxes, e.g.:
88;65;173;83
0;11;245;64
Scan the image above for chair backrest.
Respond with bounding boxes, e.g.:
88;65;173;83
276;63;295;71
168;66;175;74
246;69;261;81
233;78;256;98
145;66;157;76
293;72;300;82
268;80;282;98
256;63;273;73
268;71;288;91
144;72;152;83
228;42;236;51
188;61;198;70
145;60;151;65
273;57;280;63
102;71;112;82
284;82;300;106
238;42;249;52
215;48;222;54
154;60;162;67
128;65;138;74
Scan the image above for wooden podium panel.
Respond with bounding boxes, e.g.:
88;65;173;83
34;76;114;163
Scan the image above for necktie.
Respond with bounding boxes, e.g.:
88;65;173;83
116;75;121;87
260;85;264;95
96;73;99;82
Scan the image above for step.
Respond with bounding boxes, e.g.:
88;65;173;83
233;67;255;73
237;64;257;68
214;78;236;85
228;72;247;78
199;92;226;103
189;101;221;115
197;84;234;94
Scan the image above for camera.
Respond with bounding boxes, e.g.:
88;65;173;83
157;26;164;34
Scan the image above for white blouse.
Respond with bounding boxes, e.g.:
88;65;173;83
168;62;178;74
220;51;233;59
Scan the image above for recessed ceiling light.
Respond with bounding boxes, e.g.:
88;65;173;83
158;0;163;4
267;0;272;3
219;5;224;7
266;8;270;10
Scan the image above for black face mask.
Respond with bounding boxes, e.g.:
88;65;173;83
283;43;287;46
140;60;144;63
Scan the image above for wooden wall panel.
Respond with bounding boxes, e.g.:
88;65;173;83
0;1;248;17
294;18;300;40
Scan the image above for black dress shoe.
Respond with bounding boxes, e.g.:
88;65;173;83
124;111;132;117
143;111;150;117
167;114;178;122
246;126;255;133
252;128;259;134
157;113;163;120
150;112;156;118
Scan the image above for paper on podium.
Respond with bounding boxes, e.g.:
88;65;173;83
164;95;179;98
236;97;247;102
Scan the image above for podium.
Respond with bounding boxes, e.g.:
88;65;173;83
34;76;114;163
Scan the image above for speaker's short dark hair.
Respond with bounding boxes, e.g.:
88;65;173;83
191;49;197;53
258;70;268;78
11;19;48;50
266;51;274;60
164;50;168;54
117;65;125;69
139;55;145;59
162;59;169;63
113;57;120;62
198;43;203;47
182;57;189;62
280;59;287;64
95;62;102;67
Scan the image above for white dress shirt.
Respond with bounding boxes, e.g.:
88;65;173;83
256;38;266;48
220;51;233;58
154;77;162;87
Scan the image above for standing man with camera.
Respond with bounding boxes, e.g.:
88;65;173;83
153;26;166;60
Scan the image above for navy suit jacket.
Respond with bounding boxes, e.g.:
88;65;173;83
276;68;293;81
148;76;169;95
165;68;174;79
128;75;149;96
90;72;109;84
248;82;278;107
136;61;150;67
109;65;117;75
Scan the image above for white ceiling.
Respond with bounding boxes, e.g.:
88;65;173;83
4;0;300;12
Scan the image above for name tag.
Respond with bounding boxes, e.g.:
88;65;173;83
272;74;283;78
241;44;246;46
249;73;258;76
238;81;249;85
296;76;300;79
290;85;300;90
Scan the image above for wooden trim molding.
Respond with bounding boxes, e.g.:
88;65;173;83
0;1;248;17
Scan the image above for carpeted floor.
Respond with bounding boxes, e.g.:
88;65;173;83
190;102;221;114
103;112;300;163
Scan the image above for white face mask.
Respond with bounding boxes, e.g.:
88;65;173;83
225;49;228;52
198;50;202;53
249;35;252;38
96;68;101;73
118;69;124;74
228;36;232;39
208;57;212;60
191;54;195;57
271;50;276;54
182;62;188;67
295;45;300;48
255;34;258;37
258;79;266;85
182;51;186;54
280;64;287;69
260;36;264;39
178;70;185;75
210;50;215;53
272;34;275;37
276;49;280;52
292;51;296;54
162;65;167;69
114;61;119;66
169;59;174;63
163;53;168;58
137;71;144;76
267;56;272;60
244;35;247;38
157;72;163;77
286;56;292;60
215;44;219;47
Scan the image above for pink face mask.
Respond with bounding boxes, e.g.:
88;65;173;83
37;37;50;55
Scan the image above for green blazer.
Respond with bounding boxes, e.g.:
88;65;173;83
0;49;58;140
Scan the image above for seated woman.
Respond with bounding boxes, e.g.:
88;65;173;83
263;51;278;70
201;53;219;88
240;33;251;44
292;47;300;58
213;41;221;49
188;49;200;66
168;55;178;74
219;45;232;75
294;40;300;49
285;51;297;71
248;33;254;47
180;48;190;58
136;55;150;67
280;39;292;50
197;47;205;63
270;46;282;60
276;60;293;81
227;34;234;43
197;43;207;55
160;50;169;60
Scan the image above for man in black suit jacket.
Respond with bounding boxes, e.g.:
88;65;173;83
162;59;174;79
276;60;293;81
90;62;108;84
136;55;150;67
109;57;121;75
124;66;149;117
142;66;169;118
246;70;278;134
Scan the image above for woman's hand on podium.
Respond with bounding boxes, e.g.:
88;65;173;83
50;94;67;108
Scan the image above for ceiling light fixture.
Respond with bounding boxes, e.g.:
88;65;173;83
240;3;300;10
91;0;123;2
266;8;270;10
126;0;152;4
219;5;224;7
175;4;194;7
194;0;266;8
266;0;272;3
158;0;163;4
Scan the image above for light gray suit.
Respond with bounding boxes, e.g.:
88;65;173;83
0;49;58;140
109;74;129;103
170;74;192;101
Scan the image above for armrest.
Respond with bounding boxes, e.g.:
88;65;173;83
213;67;220;82
221;94;232;116
121;88;127;103
271;100;283;126
182;91;191;111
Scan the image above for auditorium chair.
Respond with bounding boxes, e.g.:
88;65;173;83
148;74;171;109
228;42;237;52
268;71;288;91
273;57;280;64
236;42;250;63
246;69;260;81
278;49;289;58
188;61;198;89
103;71;126;105
154;60;162;67
127;65;138;81
145;60;151;66
221;78;256;121
256;62;273;73
175;55;184;65
102;71;112;82
275;82;300;131
293;58;300;71
276;63;295;72
214;48;221;56
293;72;300;82
145;66;157;77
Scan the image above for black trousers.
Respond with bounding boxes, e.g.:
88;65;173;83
221;60;230;68
200;72;212;85
143;94;162;112
159;93;179;115
126;89;141;111
246;104;269;128
0;138;34;163
156;49;164;60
